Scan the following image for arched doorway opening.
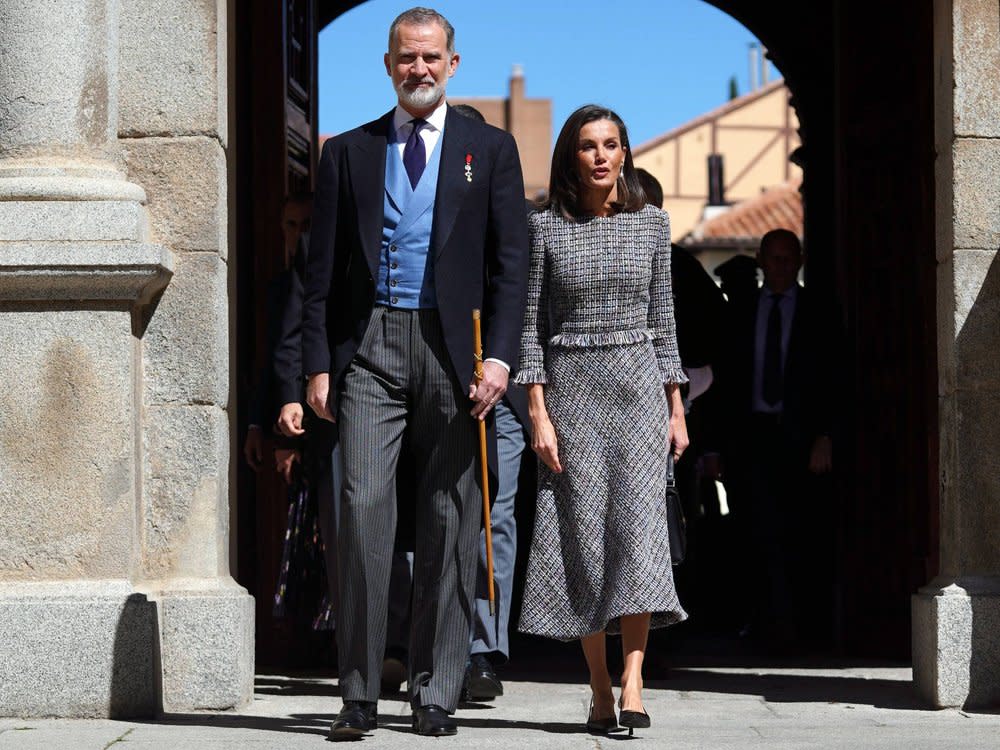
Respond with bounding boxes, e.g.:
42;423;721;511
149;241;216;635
232;0;938;669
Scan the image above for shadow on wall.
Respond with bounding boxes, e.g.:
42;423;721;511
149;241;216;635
110;593;159;718
952;250;1000;712
969;594;1000;712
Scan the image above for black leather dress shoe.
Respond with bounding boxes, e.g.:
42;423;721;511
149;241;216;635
462;653;503;701
412;704;457;736
328;701;377;741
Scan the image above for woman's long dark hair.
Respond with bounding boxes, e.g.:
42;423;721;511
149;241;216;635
545;104;646;220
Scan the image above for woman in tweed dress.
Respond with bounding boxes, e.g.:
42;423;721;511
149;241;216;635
514;105;689;735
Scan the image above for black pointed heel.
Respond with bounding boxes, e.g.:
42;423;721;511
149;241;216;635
618;708;651;736
618;696;651;736
585;697;618;734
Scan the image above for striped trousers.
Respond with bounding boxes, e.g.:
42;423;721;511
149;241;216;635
336;306;480;712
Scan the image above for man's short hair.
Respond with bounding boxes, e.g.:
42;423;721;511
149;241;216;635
388;7;455;53
451;103;485;123
759;228;801;256
635;168;664;209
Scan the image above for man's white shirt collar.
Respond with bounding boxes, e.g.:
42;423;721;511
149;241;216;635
393;100;448;137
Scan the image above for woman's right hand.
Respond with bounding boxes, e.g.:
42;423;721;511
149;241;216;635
532;417;563;474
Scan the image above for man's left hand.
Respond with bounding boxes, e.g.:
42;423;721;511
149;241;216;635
468;361;508;421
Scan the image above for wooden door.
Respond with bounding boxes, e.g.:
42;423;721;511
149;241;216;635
235;0;330;670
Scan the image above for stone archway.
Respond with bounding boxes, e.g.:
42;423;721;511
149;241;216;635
251;0;1000;709
308;0;936;656
0;0;997;720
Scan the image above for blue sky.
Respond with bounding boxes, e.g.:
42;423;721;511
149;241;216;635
318;0;772;147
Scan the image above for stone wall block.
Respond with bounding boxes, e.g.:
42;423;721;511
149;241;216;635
953;390;1000;572
0;0;115;155
953;0;1000;137
118;0;226;142
123;137;226;256
0;310;135;581
143;252;227;406
953;249;1000;388
0;200;147;242
968;592;1000;707
142;405;229;581
953;139;1000;250
158;586;254;711
0;582;156;718
912;586;972;707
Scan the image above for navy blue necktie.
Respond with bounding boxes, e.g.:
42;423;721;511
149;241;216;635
762;293;783;406
403;118;427;189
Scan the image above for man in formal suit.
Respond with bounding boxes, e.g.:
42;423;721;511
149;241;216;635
301;7;529;739
715;228;834;646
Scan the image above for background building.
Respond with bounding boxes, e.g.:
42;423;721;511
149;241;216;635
450;66;552;200
633;79;801;243
681;176;803;276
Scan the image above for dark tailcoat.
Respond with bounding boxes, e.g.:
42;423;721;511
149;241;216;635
301;108;529;397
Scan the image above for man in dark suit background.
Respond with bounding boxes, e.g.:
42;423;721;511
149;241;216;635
715;228;834;647
301;7;529;739
448;102;529;705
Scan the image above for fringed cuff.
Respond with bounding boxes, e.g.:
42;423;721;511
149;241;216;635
659;363;689;385
512;368;548;385
548;328;652;349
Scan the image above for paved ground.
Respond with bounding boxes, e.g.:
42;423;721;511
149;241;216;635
2;663;999;749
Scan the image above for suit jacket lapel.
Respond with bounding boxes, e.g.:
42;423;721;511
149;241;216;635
384;140;412;217
349;110;393;279
432;108;474;260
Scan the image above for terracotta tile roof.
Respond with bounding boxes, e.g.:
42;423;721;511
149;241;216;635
684;178;802;244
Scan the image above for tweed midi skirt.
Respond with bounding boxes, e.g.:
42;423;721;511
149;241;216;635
517;338;688;641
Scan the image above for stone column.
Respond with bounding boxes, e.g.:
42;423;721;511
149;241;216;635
913;0;1000;709
0;0;251;717
118;0;253;713
0;0;167;718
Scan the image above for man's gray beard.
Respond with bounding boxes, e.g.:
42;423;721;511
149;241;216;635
396;80;445;109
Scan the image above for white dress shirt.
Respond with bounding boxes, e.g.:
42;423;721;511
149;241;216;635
392;101;447;162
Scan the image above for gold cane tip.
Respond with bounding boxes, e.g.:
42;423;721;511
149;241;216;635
472;308;481;320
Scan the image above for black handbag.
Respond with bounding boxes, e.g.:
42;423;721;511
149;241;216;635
665;453;687;566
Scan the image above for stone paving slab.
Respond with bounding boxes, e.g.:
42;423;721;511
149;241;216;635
1;667;999;749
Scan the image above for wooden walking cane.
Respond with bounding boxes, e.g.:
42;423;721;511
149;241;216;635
472;309;496;616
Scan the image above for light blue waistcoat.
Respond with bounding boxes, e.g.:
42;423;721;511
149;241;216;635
375;131;444;309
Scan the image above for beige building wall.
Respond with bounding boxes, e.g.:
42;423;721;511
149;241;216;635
451;66;552;199
633;80;801;239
